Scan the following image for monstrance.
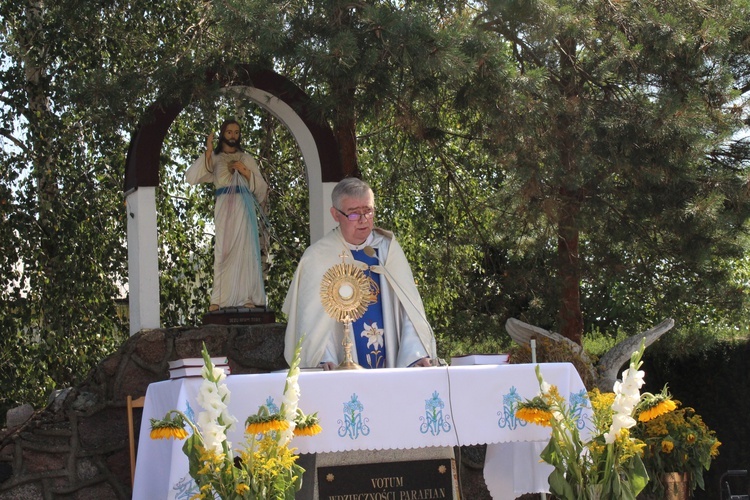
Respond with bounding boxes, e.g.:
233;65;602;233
320;259;372;370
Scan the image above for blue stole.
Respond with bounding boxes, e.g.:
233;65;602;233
351;248;386;368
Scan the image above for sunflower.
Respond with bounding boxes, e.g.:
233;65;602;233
516;405;553;427
149;414;189;440
245;417;289;435
638;394;677;422
294;423;323;436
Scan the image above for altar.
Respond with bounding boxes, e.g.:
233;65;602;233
132;362;590;499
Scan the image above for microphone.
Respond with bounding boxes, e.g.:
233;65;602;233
363;245;437;361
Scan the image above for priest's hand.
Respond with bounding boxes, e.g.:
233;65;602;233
410;357;432;367
320;361;336;371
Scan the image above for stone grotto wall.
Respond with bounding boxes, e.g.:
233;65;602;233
0;324;288;500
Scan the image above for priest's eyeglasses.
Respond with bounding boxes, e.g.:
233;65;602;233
335;207;375;221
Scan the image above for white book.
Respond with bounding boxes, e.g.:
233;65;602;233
169;365;231;379
168;357;228;370
450;353;510;366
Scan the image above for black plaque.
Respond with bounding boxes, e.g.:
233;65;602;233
317;458;456;500
201;308;276;325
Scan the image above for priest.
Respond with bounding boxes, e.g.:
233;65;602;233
283;178;437;369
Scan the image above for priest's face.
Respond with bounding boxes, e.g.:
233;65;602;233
332;194;375;245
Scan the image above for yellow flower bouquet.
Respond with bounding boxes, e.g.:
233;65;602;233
149;340;320;499
515;339;676;500
633;398;721;496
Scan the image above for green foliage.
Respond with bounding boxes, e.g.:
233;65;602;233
1;0;750;430
582;328;628;360
0;0;213;421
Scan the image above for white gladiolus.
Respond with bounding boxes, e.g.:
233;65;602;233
197;380;228;416
220;410;237;431
540;380;552;395
201;421;227;454
605;349;645;444
278;359;301;445
194;349;237;453
201;364;228;383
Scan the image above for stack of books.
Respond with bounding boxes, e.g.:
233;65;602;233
450;353;510;366
169;357;231;379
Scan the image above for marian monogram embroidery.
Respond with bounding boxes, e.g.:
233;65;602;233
172;475;200;500
419;391;452;436
261;396;280;415
184;400;196;426
497;386;527;430
338;393;371;439
570;389;588;430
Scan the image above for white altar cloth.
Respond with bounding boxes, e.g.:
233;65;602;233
132;363;589;499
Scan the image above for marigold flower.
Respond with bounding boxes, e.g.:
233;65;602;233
661;439;674;453
235;484;250;494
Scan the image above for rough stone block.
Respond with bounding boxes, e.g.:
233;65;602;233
174;326;228;359
134;329;167;364
229;324;287;371
6;404;34;430
22;449;66;473
78;407;126;451
76;458;99;481
117;362;165;402
72;480;117;500
0;482;43;499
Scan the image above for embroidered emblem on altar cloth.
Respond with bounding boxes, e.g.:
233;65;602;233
172;474;200;500
261;396;280;415
184;401;196;426
338;393;370;439
497;386;526;430
570;389;588;430
420;391;452;436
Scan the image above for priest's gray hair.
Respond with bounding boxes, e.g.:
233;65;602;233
331;177;374;209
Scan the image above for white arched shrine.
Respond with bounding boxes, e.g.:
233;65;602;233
225;85;337;243
125;69;345;335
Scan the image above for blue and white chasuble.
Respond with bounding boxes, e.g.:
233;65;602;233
351;248;386;368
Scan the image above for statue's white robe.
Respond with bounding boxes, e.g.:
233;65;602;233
283;227;436;368
186;151;268;308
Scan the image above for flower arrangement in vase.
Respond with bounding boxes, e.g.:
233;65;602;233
149;340;320;499
515;339;676;499
632;397;721;498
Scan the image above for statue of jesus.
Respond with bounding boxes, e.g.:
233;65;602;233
186;119;268;311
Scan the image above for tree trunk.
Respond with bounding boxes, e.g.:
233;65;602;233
555;36;583;345
331;3;359;178
21;0;60;328
557;185;583;345
334;105;359;177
